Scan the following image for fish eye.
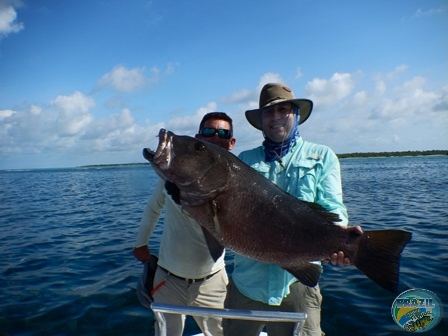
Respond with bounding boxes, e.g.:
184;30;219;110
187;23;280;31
194;142;205;151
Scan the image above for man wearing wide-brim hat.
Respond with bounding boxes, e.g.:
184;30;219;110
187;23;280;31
224;83;356;336
245;83;313;130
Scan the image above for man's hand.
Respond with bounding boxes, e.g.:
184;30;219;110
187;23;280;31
324;225;363;267
165;180;181;205
133;245;151;262
327;251;352;266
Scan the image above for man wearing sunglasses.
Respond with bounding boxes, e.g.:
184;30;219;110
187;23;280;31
196;112;236;149
133;112;235;336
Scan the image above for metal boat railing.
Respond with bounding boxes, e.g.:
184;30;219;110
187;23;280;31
151;303;307;336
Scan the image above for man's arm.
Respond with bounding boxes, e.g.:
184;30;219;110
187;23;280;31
316;151;348;225
133;179;165;262
317;150;362;266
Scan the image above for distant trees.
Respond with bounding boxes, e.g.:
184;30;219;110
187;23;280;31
80;150;447;167
337;150;447;159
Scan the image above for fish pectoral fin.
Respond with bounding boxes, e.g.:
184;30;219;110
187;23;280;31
284;263;322;288
201;227;224;262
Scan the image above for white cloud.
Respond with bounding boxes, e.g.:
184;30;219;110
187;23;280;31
1;105;54;153
219;73;287;113
221;89;253;105
375;64;409;82
394;64;409;74
97;63;178;92
413;7;445;19
258;73;284;90
97;65;147;92
166;102;218;134
0;92;96;154
52;91;95;114
375;80;386;96
1;67;447;169
369;76;440;122
86;109;143;151
0;93;162;161
305;72;355;107
434;84;448;112
0;0;24;37
51;91;95;136
301;69;448;153
352;91;368;105
0;109;15;119
30;105;42;115
82;108;135;141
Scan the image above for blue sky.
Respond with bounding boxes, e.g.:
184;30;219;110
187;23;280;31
1;0;447;169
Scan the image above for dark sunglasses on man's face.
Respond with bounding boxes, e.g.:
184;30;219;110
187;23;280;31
199;128;232;139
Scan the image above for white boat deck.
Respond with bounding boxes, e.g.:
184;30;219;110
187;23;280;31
151;303;306;336
193;333;267;336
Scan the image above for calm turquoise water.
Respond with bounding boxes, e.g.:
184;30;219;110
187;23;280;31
1;156;447;335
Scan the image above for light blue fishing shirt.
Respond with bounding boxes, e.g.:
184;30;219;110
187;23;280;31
232;137;348;305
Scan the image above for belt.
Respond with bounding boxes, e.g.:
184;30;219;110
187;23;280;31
159;267;219;284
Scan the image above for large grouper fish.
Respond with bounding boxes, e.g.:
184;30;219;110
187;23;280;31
143;129;412;292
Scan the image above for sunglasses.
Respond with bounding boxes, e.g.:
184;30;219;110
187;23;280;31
199;128;233;139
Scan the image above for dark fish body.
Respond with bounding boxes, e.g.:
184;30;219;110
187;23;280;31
144;129;412;292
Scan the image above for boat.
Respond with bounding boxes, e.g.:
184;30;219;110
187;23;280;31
151;302;307;336
137;257;307;335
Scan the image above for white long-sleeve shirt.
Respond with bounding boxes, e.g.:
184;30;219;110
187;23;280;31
134;179;225;279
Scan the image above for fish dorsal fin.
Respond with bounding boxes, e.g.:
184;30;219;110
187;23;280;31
302;200;342;224
283;263;322;288
201;227;225;262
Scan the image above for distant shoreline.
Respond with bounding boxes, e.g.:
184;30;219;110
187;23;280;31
79;150;447;168
336;150;447;159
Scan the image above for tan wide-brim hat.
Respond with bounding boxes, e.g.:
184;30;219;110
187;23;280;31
245;83;313;130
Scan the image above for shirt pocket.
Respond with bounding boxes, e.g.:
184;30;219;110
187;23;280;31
288;159;322;200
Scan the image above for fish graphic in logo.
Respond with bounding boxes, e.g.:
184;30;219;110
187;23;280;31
404;314;433;332
391;288;443;333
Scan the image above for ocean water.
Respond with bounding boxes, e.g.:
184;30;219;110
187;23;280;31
0;156;447;335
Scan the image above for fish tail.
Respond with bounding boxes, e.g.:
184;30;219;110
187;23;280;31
353;230;412;292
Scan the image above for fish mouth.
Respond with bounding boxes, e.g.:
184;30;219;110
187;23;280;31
142;128;173;171
142;129;220;202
